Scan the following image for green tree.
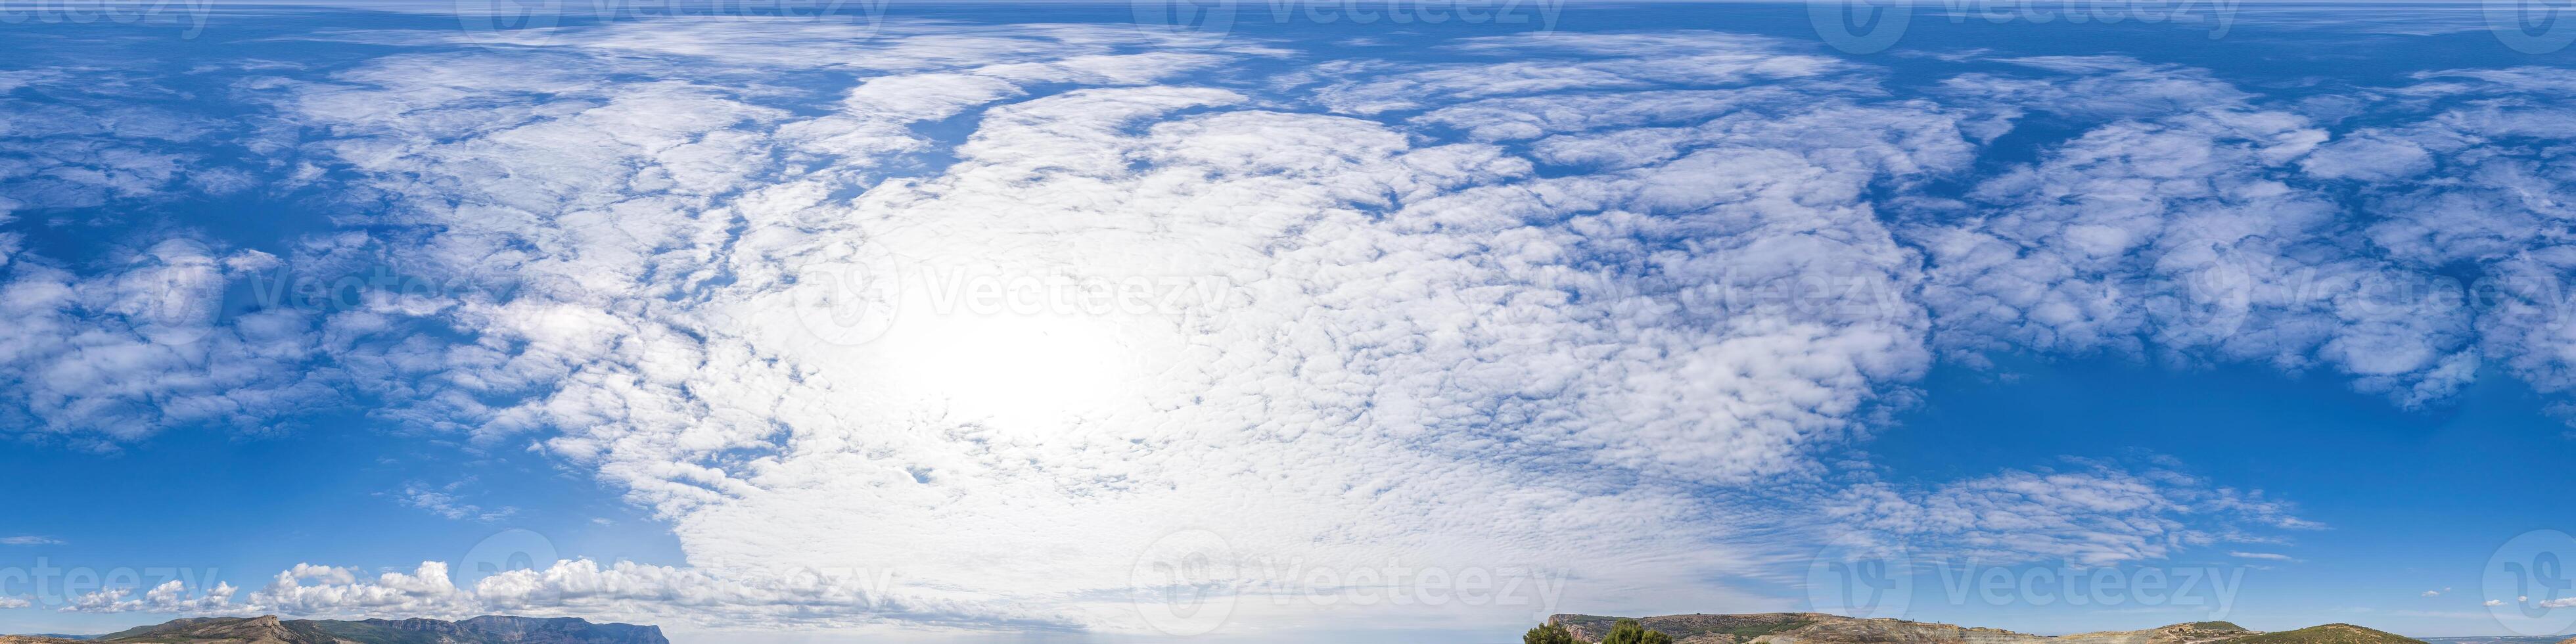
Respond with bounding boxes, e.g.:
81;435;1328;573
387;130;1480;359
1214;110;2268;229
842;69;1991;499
1524;622;1576;644
1600;619;1674;644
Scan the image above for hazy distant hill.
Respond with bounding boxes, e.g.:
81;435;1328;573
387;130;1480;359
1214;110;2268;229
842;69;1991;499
3;615;666;644
1543;612;2415;644
2420;637;2568;644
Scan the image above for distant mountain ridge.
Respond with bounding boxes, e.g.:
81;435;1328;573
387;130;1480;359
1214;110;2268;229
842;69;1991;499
1543;612;2424;644
2;615;666;644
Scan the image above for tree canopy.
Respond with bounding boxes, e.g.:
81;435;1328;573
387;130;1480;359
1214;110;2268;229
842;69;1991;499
1524;622;1576;644
1600;619;1674;644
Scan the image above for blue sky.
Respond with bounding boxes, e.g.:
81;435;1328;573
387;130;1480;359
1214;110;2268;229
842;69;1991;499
3;1;2576;643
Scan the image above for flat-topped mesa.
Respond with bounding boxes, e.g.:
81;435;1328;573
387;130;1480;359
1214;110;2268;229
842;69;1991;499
1542;613;2312;644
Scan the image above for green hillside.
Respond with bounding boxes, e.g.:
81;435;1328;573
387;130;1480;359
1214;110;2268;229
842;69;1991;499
2222;624;2426;644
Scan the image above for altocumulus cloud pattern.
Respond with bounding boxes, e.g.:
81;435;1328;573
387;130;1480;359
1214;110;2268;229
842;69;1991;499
1;1;2573;639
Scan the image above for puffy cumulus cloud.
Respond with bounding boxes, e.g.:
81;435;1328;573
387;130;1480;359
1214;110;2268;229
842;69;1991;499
0;596;28;609
1826;461;2316;566
1302;32;1849;115
235;560;1044;630
2301;68;2576;408
1938;56;2255;122
250;563;470;618
1913;57;2480;407
60;580;239;614
1914;57;2576;415
0;237;335;444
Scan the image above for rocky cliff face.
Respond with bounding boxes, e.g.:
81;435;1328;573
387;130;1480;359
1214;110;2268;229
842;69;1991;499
308;616;668;644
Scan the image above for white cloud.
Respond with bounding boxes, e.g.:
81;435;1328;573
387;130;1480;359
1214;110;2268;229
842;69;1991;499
0;237;329;445
1827;461;2315;566
0;596;29;609
60;580;238;614
31;16;2573;638
223;22;1982;633
2230;551;2296;561
396;482;519;522
1914;58;2480;409
0;68;244;219
237;560;1049;630
0;536;62;546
